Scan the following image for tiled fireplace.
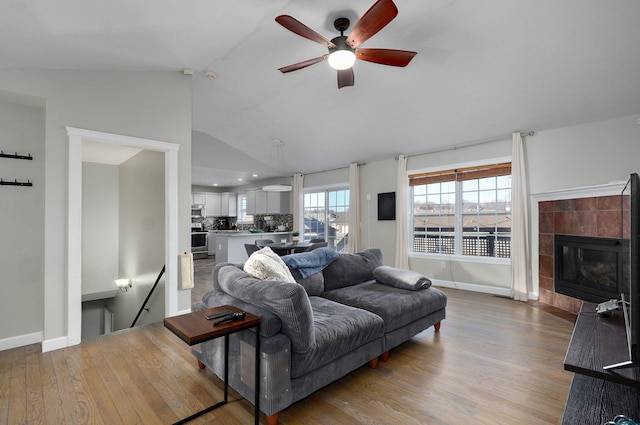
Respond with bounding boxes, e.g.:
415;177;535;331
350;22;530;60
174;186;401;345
538;195;623;313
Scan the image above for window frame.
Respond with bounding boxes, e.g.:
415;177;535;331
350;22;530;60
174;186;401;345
408;158;512;265
302;184;350;252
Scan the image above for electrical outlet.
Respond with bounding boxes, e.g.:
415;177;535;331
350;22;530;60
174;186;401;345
366;194;371;201
441;261;446;270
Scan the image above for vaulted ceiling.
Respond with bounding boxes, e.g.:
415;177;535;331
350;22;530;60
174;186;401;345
2;0;640;186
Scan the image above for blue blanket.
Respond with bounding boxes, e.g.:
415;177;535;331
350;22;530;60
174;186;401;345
282;247;340;279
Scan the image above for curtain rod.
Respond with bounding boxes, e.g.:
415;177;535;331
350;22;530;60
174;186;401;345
301;162;365;177
397;130;535;160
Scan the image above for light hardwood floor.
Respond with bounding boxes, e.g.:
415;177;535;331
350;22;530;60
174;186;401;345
1;258;576;424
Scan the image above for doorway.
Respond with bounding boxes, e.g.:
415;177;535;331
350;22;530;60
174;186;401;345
65;127;180;350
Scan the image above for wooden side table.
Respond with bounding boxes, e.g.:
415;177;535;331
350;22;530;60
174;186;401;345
164;305;261;425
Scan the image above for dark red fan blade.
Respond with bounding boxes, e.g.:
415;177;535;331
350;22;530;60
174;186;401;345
346;0;398;48
337;68;354;89
278;55;328;73
276;15;336;47
356;48;417;67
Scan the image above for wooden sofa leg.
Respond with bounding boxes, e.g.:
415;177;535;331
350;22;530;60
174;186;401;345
197;359;206;369
266;412;280;425
380;351;390;362
368;357;380;369
434;321;441;332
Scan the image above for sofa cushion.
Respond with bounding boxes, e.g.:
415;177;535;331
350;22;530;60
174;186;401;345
290;269;325;296
373;266;432;290
322;248;384;291
322;281;447;333
290;296;385;378
217;264;315;353
244;246;296;283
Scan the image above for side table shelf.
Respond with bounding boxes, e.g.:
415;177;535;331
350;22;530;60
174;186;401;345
562;302;640;424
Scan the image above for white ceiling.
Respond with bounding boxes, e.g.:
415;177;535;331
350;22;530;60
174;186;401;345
3;0;640;187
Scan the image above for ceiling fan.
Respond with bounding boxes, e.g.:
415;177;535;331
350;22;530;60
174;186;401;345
275;0;417;89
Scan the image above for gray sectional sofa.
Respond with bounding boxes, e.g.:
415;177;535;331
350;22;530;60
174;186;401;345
191;248;447;425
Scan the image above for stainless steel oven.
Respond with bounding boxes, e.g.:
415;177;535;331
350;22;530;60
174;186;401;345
191;222;208;258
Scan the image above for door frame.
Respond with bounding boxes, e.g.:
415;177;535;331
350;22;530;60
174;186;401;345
65;127;180;349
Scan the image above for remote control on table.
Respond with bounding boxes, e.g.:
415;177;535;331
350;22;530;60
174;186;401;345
214;311;246;326
206;310;232;320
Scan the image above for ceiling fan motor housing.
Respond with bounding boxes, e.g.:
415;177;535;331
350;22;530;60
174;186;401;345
328;35;354;55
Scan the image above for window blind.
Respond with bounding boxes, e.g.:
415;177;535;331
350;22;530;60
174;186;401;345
408;163;511;186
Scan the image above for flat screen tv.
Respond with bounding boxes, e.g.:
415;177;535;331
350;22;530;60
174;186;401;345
605;172;640;370
378;192;396;221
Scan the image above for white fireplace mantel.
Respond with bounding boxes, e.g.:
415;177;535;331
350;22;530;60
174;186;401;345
531;181;627;203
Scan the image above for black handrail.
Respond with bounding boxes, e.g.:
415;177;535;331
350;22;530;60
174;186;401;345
130;265;165;328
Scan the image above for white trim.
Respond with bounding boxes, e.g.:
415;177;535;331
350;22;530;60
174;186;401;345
432;279;512;297
65;127;180;352
531;181;627;202
42;336;69;353
0;331;43;351
410;252;511;266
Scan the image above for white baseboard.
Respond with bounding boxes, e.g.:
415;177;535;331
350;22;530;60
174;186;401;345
0;331;43;351
433;279;512;297
42;336;69;353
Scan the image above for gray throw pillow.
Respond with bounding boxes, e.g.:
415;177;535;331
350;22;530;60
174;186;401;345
373;266;432;290
322;248;384;291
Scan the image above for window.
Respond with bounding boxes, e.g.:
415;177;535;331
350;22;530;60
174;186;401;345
303;187;349;252
237;193;253;224
410;163;511;259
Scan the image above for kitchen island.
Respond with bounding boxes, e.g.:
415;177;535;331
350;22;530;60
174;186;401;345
213;231;292;263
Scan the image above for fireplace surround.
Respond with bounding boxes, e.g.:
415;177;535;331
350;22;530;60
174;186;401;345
538;194;624;313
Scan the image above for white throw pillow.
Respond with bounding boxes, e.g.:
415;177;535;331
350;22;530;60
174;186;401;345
244;246;296;283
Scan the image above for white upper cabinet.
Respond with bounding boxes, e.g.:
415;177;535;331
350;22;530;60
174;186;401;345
192;191;237;217
205;193;221;217
244;190;290;214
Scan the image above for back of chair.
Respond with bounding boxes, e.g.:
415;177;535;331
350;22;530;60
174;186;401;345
255;239;274;248
245;243;260;257
305;241;328;252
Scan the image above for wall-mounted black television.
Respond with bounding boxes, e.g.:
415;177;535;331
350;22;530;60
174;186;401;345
605;172;640;371
378;192;396;221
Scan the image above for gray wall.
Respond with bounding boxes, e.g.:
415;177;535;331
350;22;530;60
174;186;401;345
0;69;192;347
82;163;119;296
112;150;165;330
0;97;45;341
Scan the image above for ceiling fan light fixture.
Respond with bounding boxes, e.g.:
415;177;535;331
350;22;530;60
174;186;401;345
328;50;356;70
328;35;356;70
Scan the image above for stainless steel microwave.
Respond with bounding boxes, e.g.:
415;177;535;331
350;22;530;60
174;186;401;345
191;204;205;218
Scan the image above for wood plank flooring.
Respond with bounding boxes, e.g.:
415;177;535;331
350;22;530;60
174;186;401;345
1;257;576;424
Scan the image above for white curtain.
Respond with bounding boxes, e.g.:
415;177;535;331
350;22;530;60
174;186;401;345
511;132;530;301
293;173;304;235
395;155;409;269
348;162;361;253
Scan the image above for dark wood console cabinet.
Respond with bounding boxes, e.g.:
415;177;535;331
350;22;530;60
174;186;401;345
562;302;640;424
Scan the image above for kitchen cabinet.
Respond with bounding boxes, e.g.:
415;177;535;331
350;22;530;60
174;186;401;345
267;191;290;214
221;192;237;217
192;192;237;217
207;233;216;256
245;189;290;214
192;193;205;205
205;193;221;217
245;190;256;214
254;190;268;214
